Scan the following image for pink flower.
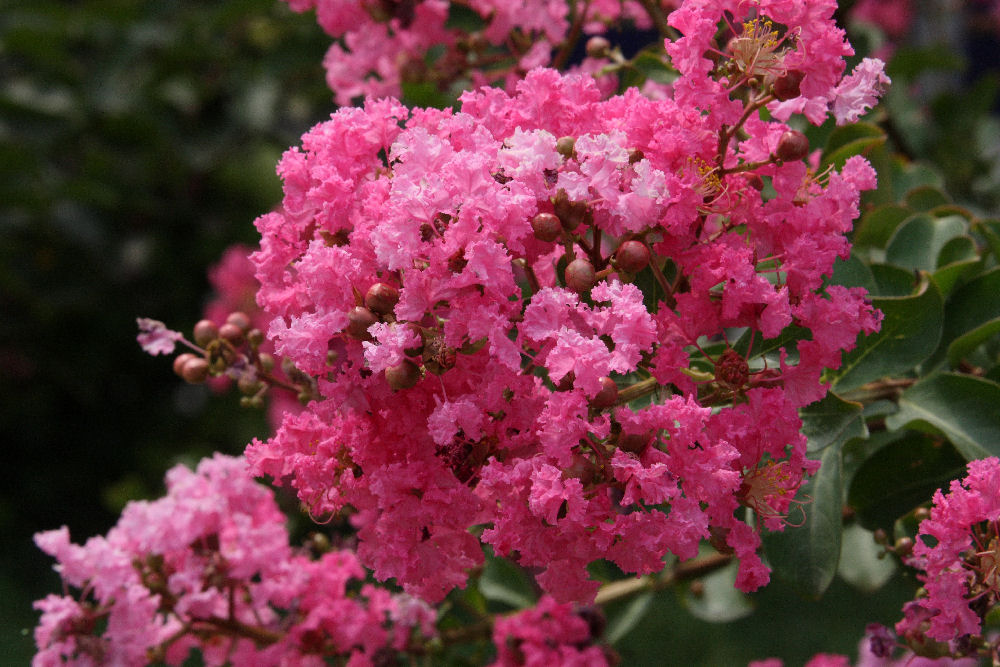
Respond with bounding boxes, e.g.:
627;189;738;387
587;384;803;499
135;318;183;356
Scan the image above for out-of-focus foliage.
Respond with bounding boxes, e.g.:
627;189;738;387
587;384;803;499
0;0;331;660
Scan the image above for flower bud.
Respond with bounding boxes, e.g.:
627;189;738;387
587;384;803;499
775;130;809;163
565;258;596;294
385;359;420;390
894;536;914;559
173;353;199;377
618;431;651;454
346;306;378;339
591;376;618;409
614;240;650;274
218;322;245;346
556;136;576;159
180;357;210;384
531;212;562;242
237;373;262;396
193;319;218;347
585;36;611;58
226;311;251;332
773;69;804;101
247;328;265;347
365;282;399;315
258;352;275;373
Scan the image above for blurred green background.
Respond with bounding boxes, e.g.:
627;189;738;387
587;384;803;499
3;0;999;664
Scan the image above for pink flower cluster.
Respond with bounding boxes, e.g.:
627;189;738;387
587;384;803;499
33;454;436;666
896;457;1000;649
247;0;884;607
491;596;608;666
282;0;673;105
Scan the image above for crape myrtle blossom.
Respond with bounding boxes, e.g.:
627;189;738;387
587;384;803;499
33;455;437;666
247;0;885;606
895;457;1000;656
281;0;677;105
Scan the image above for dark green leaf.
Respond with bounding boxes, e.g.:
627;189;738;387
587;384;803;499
853;204;911;251
829;255;876;292
762;445;842;599
885;213;967;272
904;185;951;212
869;263;919;297
478;554;537;610
832;274;943;392
848;431;966;531
605;591;655;643
679;548;754;622
941;267;1000;367
937;235;978;267
885;372;1000;460
800;392;867;453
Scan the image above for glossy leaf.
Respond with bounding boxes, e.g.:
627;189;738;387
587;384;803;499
942;267;1000;367
885;213;967;272
848;431;966;531
853;204;911;252
832;275;943;392
837;523;896;593
605;591;655;644
869;263;919;297
885;372;1000;461
904;185;951;212
478;554;536;610
762;444;842;599
680;552;754;622
800;391;867;454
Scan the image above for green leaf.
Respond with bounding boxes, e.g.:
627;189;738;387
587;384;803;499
832;274;943;392
605;591;654;643
820;133;887;173
942;267;1000;367
976;219;1000;262
853;204;911;252
885;372;1000;460
732;325;810;360
848;431;966;531
869;263;919;297
837;523;896;593
762;444;842;599
932;258;980;299
829;255;876;293
904;185;951;212
478;555;537;610
679;550;754;622
800;391;867;454
885;213;967;272
949;320;1000;368
937;235;978;267
822;122;885;158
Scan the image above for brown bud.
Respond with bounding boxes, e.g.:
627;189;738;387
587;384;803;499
180;357;210;384
585;36;611;58
365;283;399;315
258;353;275;373
226;311;251;332
531;212;563;242
614;240;650;274
591;376;618;409
618;432;651;454
193;319;219;347
218;322;245;346
746;174;764;191
894;537;914;559
775;130;809;163
346;306;378;339
237;374;262;396
553;193;590;231
173;353;199;378
385;359;421;390
247;328;265;347
773;69;804;101
556;136;576;159
565;258;596;294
